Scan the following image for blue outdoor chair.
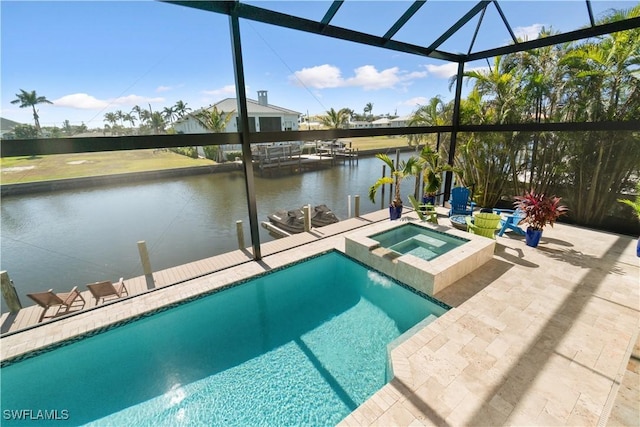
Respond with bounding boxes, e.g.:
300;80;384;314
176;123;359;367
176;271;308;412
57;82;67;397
495;208;526;237
448;187;476;216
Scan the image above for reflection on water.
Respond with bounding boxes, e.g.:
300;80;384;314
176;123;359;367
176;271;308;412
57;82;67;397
1;153;415;311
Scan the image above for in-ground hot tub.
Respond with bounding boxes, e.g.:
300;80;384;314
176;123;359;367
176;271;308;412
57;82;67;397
345;221;495;295
371;224;467;261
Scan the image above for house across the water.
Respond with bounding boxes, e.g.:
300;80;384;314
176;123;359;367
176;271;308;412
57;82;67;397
173;91;301;159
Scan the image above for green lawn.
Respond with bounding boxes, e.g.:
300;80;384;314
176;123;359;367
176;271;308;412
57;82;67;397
0;150;215;184
1;137;412;184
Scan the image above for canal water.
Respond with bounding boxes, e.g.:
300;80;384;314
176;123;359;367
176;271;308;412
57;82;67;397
1;153;415;312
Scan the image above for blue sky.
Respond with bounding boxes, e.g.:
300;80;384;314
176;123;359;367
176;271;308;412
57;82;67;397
1;0;636;128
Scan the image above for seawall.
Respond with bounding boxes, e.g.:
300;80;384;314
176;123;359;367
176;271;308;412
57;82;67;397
1;148;415;197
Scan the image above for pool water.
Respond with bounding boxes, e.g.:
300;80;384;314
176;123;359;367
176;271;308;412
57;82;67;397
371;224;467;261
1;251;448;426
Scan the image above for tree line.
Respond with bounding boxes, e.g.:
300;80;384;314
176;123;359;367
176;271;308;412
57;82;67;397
405;5;639;227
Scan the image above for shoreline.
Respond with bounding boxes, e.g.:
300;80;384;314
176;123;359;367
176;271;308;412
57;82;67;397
0;163;241;197
0;147;415;197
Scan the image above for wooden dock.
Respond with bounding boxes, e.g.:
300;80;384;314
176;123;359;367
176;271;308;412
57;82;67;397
0;209;393;335
252;142;358;176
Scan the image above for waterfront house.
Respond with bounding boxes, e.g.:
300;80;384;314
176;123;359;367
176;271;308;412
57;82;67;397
173;90;301;157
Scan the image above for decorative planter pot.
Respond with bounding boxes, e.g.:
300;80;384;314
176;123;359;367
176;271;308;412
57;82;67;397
389;204;403;220
422;195;436;205
525;228;543;247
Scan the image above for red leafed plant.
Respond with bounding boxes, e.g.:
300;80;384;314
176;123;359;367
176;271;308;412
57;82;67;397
514;190;568;231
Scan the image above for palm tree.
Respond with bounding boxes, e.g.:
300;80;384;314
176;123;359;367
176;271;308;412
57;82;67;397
115;110;125;127
123;113;136;129
418;145;458;200
320;108;350;129
131;105;143;123
62;120;73;135
149;111;166;134
194;106;235;162
10;89;53;134
162;106;177;124
555;4;640;224
369;154;421;208
194;106;234;133
364;102;374;121
407;96;451;147
174;100;191;119
139;109;151;126
103;112;118;135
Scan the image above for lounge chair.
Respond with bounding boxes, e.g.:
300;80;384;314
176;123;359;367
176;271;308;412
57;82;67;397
27;287;86;323
408;195;437;224
495;208;526;237
86;278;128;305
448;187;476;216
465;212;502;239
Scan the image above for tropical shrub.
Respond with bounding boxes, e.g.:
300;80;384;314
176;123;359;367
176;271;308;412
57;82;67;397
202;145;219;161
226;151;242;162
514;189;568;231
170;147;198;159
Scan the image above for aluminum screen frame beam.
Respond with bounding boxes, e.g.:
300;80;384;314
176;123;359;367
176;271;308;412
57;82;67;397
3;120;638;158
427;1;490;52
467;16;640;61
163;0;461;62
383;1;426;41
229;11;262;260
444;62;466;204
321;1;344;26
492;0;517;45
586;0;596;27
162;1;640;63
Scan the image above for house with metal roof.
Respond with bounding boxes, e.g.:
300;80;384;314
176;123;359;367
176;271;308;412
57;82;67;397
173;90;301;135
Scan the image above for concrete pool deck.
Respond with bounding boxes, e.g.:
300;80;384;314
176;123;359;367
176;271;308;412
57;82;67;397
1;208;638;426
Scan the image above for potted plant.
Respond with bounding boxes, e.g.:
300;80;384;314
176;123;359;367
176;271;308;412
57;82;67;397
418;146;458;205
617;181;640;257
514;189;568;247
369;153;420;220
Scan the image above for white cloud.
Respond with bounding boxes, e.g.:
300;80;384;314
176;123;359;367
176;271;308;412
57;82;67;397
203;85;237;96
423;64;490;80
425;63;458;79
156;85;172;92
346;65;404;90
112;94;165;105
290;64;343;89
52;93;108;109
401;97;428;107
51;93;165;110
404;71;428;80
514;24;544;41
290;64;427;91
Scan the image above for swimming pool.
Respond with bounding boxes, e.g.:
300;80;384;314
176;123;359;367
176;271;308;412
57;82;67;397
371;224;467;261
0;251;448;426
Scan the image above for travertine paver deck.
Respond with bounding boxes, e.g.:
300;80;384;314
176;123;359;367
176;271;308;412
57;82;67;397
1;208;638;426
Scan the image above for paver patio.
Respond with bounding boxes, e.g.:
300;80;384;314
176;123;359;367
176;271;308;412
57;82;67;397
1;208;638;426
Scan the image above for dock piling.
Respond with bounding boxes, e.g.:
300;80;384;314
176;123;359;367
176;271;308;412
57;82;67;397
1;271;22;312
236;220;245;249
137;241;155;289
303;205;311;232
354;195;360;217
